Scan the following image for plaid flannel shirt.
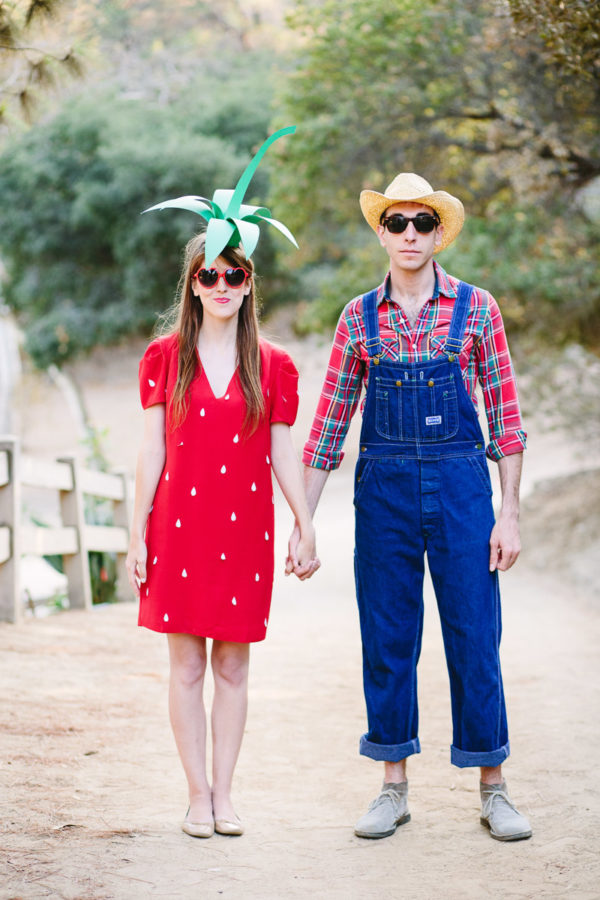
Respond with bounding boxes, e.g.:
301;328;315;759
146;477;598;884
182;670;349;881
303;262;527;470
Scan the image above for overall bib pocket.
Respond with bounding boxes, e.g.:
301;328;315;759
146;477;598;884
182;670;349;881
374;371;459;442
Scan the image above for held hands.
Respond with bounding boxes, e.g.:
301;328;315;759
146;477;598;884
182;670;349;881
285;522;321;581
489;512;521;572
125;537;148;598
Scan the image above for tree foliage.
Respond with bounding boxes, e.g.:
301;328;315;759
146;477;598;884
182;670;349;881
0;63;296;368
0;0;81;123
271;0;600;348
508;0;600;83
273;0;599;244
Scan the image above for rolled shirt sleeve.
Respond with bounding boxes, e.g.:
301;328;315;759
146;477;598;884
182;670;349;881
302;306;365;470
476;294;527;461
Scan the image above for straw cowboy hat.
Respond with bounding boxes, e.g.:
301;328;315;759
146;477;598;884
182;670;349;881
359;173;465;252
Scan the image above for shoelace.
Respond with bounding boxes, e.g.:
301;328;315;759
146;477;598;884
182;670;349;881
481;786;520;819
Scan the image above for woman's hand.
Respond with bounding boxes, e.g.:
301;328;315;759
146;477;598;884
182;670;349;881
126;536;148;598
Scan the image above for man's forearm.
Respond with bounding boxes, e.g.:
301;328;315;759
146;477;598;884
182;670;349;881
497;452;523;518
303;464;331;518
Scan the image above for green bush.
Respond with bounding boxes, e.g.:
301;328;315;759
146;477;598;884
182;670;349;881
0;64;299;368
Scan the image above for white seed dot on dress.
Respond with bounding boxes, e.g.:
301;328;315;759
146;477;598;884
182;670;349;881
225;394;230;400
266;455;270;464
200;408;205;417
232;597;237;606
251;482;256;491
178;441;184;446
233;434;239;443
191;487;196;496
221;553;226;560
231;512;237;521
165;472;169;481
265;531;269;540
146;588;149;596
164;613;169;622
148;378;156;387
220;465;226;474
264;618;268;627
153;556;158;565
182;569;187;578
175;518;181;528
255;573;260;582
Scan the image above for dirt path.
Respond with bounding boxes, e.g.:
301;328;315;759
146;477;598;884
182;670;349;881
4;333;600;898
2;462;600;899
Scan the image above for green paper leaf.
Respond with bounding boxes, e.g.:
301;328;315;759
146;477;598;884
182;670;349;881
141;196;214;218
212;189;234;216
226;126;296;218
260;215;299;249
204;218;237;266
232;218;261;258
239;204;271;218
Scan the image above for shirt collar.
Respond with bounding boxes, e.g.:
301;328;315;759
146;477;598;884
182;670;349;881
377;260;457;306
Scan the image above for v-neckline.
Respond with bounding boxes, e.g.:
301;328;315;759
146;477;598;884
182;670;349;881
198;356;238;400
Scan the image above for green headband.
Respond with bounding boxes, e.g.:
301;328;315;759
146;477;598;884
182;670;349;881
142;126;298;266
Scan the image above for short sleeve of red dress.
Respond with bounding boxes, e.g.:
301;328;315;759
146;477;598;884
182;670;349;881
269;349;299;425
139;340;168;408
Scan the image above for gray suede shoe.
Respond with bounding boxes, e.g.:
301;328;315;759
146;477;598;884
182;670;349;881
354;782;410;839
480;781;532;841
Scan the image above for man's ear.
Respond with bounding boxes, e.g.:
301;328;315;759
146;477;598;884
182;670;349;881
434;224;444;247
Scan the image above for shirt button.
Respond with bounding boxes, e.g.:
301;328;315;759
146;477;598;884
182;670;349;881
428;379;435;387
396;380;402;386
373;357;380;365
476;443;483;449
361;446;367;453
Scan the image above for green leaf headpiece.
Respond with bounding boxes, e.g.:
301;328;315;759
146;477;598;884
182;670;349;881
142;126;298;266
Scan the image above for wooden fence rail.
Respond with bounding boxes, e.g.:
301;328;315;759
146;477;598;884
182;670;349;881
0;435;133;623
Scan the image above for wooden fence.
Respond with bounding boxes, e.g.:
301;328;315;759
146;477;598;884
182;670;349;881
0;435;133;623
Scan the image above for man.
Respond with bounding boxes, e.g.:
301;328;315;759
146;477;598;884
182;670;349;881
289;173;532;842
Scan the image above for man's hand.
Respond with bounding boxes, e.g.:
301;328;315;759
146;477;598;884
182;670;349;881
285;522;321;581
490;452;523;572
489;513;521;572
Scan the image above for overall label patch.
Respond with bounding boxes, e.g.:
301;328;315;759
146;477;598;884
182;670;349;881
426;415;442;425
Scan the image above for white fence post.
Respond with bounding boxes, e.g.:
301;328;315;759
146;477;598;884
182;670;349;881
57;454;92;611
0;435;21;623
113;468;134;600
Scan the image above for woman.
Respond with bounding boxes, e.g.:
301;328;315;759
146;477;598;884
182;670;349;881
126;232;318;838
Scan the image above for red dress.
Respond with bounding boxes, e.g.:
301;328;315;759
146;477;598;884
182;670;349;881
137;334;299;642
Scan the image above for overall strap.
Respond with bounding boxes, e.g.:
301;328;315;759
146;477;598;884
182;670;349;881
445;281;474;355
362;288;382;358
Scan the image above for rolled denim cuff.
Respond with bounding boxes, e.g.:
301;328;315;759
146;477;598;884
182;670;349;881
359;735;420;762
450;740;510;769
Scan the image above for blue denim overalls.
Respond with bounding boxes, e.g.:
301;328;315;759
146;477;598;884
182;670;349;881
354;282;510;768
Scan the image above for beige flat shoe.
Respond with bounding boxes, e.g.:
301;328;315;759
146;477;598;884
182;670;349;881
182;808;214;838
214;817;244;836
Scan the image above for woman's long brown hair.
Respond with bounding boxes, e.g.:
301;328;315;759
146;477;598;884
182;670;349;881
157;234;264;434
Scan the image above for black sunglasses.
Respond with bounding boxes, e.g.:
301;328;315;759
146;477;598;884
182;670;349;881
381;213;440;234
193;267;250;288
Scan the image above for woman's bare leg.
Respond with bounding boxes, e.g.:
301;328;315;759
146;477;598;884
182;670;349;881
167;633;212;823
210;640;250;821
